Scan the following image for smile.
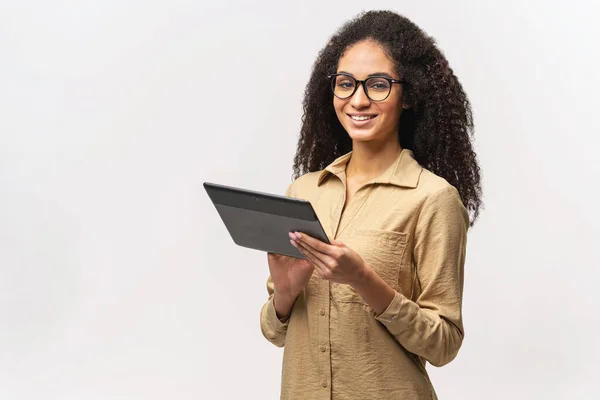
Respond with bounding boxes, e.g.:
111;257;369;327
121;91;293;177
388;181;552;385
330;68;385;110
348;114;377;121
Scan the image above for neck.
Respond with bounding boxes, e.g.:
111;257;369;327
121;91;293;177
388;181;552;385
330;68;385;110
346;138;402;182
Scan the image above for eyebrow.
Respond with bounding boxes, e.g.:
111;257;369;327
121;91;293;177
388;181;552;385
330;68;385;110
337;70;396;79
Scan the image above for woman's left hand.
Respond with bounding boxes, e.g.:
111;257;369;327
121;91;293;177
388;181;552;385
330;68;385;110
289;231;367;286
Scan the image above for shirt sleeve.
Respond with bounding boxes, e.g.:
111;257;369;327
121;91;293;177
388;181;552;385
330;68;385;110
259;183;294;347
260;275;290;347
374;185;469;367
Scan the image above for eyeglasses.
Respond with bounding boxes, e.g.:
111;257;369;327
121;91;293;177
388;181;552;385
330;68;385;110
327;73;404;102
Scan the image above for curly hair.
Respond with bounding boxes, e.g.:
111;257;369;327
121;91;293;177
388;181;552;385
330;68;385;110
292;10;483;225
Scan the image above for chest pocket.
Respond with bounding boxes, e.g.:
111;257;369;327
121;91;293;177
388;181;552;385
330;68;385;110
331;229;409;305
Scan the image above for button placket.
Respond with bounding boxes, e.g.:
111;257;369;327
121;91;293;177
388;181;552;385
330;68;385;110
317;275;331;397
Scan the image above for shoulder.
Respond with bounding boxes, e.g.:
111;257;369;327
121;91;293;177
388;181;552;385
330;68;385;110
416;168;468;226
417;168;457;198
416;168;464;212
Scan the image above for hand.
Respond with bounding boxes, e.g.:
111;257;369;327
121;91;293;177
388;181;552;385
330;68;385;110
267;252;314;301
289;231;367;286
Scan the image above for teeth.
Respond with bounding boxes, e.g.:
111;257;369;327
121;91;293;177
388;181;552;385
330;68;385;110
350;115;375;121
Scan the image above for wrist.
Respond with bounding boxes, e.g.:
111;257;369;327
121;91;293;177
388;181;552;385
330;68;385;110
273;292;298;319
350;265;396;315
349;262;373;291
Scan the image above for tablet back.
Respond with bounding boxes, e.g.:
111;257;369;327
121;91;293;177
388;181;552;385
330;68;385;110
204;182;330;259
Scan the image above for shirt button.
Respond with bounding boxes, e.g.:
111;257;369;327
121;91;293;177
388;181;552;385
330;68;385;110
322;381;328;388
320;309;325;316
320;345;327;352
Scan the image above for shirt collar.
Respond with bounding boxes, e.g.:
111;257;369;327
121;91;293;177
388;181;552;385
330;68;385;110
316;148;422;188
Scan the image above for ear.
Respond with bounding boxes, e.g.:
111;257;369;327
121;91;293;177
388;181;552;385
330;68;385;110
399;95;411;110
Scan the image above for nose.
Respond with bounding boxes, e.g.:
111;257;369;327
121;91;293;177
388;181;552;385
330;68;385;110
350;82;371;108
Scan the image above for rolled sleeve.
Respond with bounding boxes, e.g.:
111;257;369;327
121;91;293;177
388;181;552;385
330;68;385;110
260;294;289;347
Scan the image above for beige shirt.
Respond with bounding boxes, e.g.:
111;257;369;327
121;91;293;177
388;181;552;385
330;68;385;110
260;149;469;400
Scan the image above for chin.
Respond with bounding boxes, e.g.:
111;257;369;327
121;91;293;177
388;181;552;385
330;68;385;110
346;128;379;142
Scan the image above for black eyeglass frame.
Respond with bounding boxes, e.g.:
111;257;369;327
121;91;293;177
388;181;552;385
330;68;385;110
327;72;404;102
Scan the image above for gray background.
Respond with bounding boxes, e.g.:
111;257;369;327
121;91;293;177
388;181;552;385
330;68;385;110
1;0;599;399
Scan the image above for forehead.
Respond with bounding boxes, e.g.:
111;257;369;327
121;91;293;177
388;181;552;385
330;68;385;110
337;41;395;78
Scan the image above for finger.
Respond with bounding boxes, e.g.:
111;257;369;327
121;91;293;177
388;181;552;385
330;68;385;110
295;237;340;273
291;233;330;260
291;239;321;265
291;239;329;278
294;232;339;256
293;238;329;268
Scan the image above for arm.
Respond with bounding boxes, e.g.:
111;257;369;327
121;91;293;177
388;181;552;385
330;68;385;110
354;186;469;367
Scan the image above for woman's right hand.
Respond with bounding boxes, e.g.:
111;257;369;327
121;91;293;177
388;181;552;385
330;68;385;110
267;252;314;319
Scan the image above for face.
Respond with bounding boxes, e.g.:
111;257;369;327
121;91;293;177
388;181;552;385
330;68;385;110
333;40;406;145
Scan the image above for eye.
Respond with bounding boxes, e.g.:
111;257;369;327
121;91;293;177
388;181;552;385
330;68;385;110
367;78;390;91
337;79;355;89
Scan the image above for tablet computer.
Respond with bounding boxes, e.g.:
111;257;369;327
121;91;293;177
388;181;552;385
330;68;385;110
204;182;330;259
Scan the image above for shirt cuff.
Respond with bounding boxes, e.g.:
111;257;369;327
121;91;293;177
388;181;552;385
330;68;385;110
374;291;406;323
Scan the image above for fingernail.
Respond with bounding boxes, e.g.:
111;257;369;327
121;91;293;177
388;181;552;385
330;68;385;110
288;232;295;239
294;232;302;239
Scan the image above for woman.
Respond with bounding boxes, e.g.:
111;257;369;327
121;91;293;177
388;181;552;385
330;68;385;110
260;10;482;400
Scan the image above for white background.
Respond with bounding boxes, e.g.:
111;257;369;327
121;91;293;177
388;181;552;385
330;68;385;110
1;1;599;399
